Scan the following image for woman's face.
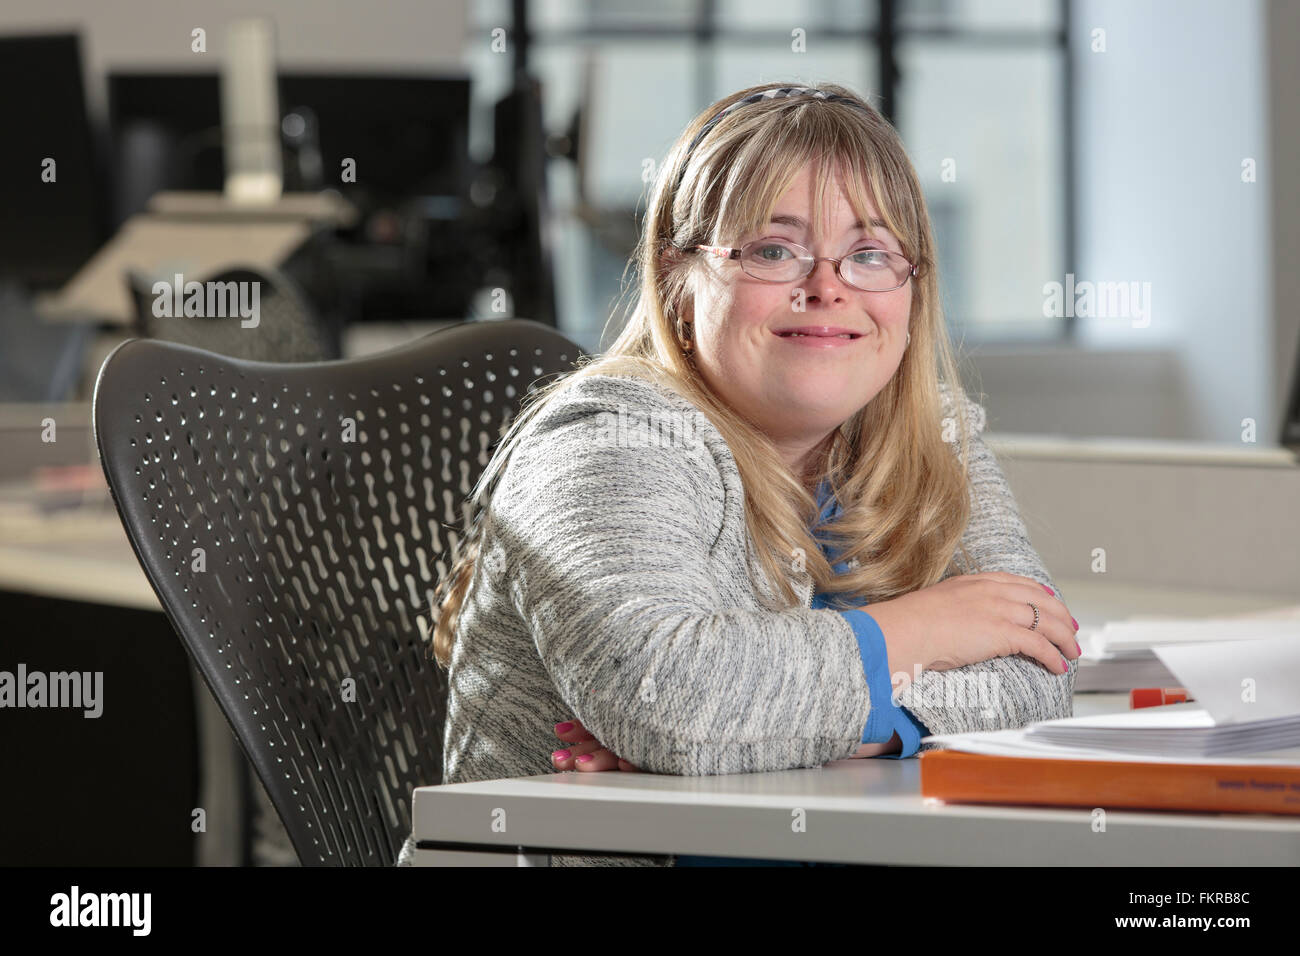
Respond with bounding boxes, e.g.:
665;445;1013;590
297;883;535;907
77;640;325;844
686;163;912;474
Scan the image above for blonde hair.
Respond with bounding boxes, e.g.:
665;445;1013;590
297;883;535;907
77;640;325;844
430;80;979;669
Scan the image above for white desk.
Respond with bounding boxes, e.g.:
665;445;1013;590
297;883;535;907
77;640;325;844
410;747;1300;867
409;580;1300;867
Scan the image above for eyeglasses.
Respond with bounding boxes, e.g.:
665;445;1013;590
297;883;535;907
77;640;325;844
690;238;918;293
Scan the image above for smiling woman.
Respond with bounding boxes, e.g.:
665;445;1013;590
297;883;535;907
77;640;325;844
397;82;1077;868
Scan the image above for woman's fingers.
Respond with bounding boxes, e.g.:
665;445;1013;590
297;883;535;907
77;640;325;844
1004;590;1076;674
551;719;639;771
977;573;1079;675
572;748;621;771
1020;580;1080;662
551;737;602;769
1011;621;1073;674
554;719;595;744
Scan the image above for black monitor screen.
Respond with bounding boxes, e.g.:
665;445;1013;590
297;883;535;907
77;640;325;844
279;74;469;200
107;73;226;225
0;33;103;290
107;71;470;225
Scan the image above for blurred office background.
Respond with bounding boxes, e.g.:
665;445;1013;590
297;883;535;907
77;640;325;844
0;0;1295;443
0;0;1297;867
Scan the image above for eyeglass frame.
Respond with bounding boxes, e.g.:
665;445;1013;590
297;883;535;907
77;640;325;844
687;239;919;293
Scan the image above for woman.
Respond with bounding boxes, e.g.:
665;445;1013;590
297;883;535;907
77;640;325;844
397;82;1080;868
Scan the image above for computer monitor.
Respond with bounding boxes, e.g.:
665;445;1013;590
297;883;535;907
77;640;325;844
106;72;226;227
278;73;470;201
491;75;557;328
0;33;104;290
107;71;471;223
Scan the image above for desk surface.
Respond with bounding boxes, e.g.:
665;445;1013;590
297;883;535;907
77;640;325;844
412;747;1300;865
0;498;159;610
37;216;313;325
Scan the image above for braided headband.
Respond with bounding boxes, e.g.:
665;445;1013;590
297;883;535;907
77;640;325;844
675;86;874;190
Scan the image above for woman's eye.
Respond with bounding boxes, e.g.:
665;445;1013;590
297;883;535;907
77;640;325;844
850;249;888;265
757;243;793;260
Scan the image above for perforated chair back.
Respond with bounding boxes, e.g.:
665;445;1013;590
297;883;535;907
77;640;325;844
128;265;335;362
92;319;586;865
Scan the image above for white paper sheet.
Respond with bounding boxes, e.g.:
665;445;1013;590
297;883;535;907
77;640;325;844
929;637;1300;759
1152;635;1300;723
921;727;1300;766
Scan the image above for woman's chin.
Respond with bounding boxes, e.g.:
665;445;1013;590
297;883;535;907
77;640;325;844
771;382;862;413
767;395;862;429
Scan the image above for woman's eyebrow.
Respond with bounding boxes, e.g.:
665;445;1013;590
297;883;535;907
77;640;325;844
769;213;891;236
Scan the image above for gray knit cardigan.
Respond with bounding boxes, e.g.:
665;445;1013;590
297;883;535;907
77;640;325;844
397;372;1074;866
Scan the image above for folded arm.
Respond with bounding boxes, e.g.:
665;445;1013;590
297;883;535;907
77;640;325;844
892;423;1076;747
497;380;880;776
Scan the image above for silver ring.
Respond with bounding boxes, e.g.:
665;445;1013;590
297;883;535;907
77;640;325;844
1026;601;1040;631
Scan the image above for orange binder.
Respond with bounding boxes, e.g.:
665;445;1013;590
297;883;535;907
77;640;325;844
919;749;1300;816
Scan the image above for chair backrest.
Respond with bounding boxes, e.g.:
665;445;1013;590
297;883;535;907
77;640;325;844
127;264;335;362
92;319;586;865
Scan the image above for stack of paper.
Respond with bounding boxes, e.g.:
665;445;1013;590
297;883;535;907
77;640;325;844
927;632;1300;760
1074;611;1300;692
1073;626;1178;692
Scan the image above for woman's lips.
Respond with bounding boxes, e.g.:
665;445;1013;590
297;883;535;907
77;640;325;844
772;328;865;348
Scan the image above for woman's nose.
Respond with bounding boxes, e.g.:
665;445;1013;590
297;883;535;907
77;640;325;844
804;257;847;296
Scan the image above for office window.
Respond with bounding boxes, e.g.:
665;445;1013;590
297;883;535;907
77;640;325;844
899;0;1059;30
715;0;875;29
897;45;1065;339
895;0;1068;340
533;0;697;30
712;46;878;106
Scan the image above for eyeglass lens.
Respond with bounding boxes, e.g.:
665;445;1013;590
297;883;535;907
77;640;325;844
739;239;910;292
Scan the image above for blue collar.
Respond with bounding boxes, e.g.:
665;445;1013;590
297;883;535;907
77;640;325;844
812;477;850;570
814;476;839;524
810;477;860;601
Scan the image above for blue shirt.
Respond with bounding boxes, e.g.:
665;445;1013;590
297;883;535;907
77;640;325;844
812;478;930;758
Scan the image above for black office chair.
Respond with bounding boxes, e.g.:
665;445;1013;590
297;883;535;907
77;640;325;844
127;264;336;362
92;319;586;865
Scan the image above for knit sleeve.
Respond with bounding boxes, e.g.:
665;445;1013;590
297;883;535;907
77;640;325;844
892;393;1075;748
493;377;875;776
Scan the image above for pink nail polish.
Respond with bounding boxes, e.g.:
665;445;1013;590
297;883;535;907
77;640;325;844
1042;585;1055;595
1061;656;1070;671
1072;617;1079;630
576;754;592;764
552;749;570;760
1075;640;1082;655
555;721;574;733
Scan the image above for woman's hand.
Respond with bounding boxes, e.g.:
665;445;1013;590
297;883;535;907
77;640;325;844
866;572;1081;682
551;718;641;772
852;733;902;758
